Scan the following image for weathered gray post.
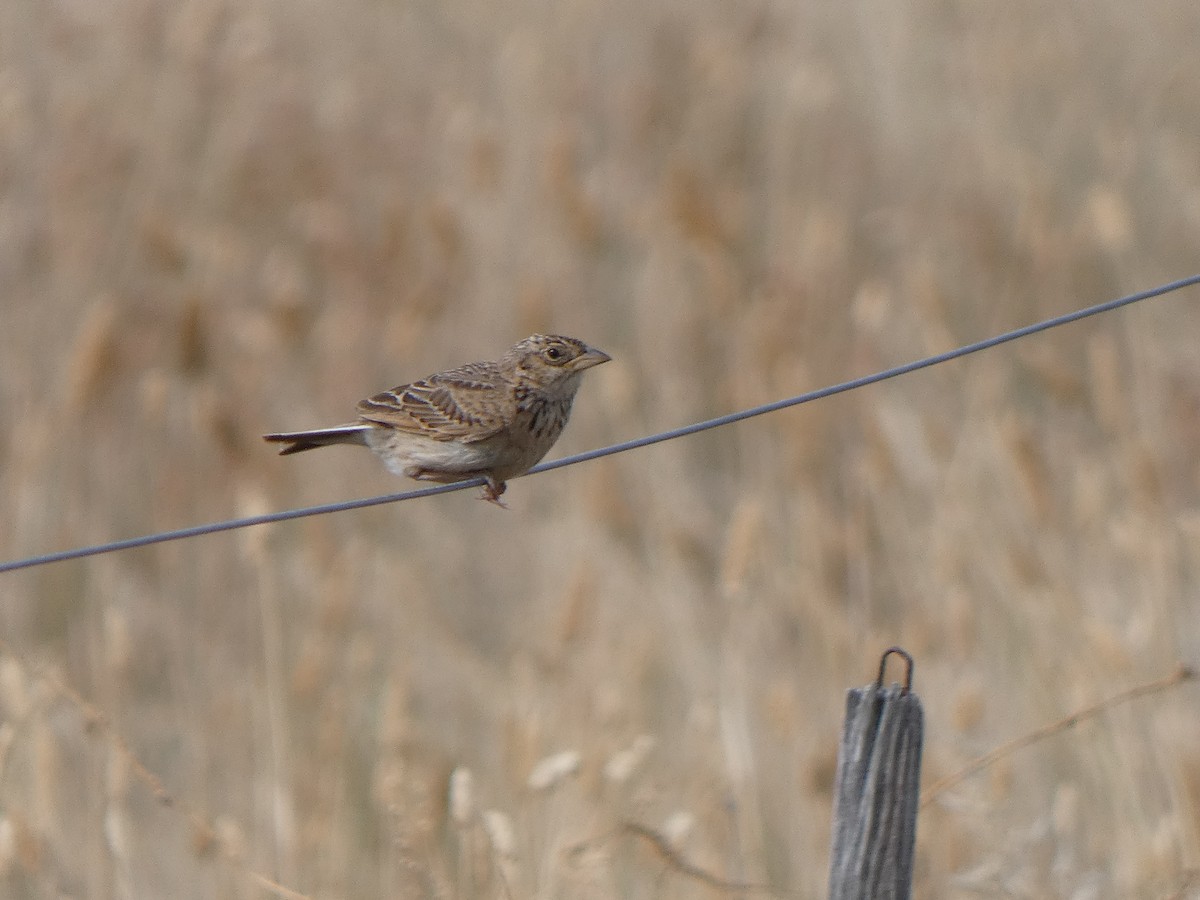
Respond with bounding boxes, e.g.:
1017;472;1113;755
828;647;924;900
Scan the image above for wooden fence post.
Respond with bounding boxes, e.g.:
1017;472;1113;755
828;647;924;900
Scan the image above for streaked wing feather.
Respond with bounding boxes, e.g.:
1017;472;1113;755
355;362;509;441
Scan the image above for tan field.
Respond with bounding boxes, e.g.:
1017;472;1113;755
1;0;1199;897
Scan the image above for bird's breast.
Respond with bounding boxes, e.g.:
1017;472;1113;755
515;391;570;448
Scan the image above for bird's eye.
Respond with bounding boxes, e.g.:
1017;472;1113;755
544;346;563;361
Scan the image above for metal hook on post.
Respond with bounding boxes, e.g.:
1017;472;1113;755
876;646;914;694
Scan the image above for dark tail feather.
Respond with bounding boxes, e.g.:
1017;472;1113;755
263;425;370;455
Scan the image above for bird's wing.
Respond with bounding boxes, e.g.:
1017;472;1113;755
355;361;510;442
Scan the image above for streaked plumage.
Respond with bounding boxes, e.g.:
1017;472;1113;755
263;334;610;504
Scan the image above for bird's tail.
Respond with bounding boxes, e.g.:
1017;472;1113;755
263;424;371;455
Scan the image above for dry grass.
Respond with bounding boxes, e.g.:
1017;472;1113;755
1;0;1200;896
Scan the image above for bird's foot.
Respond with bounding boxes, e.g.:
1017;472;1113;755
481;479;508;508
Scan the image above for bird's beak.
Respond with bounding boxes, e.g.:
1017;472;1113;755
571;346;612;371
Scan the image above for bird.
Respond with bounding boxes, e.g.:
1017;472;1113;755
263;334;611;505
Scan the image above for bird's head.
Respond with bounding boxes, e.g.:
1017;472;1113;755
505;334;611;392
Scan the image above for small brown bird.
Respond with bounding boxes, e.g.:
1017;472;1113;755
264;334;610;504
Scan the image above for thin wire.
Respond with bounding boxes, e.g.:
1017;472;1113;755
2;273;1197;575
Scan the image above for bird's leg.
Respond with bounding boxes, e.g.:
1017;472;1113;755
481;476;508;508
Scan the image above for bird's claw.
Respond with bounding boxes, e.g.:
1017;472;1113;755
481;480;508;508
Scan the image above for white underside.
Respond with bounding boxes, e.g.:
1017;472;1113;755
363;429;498;478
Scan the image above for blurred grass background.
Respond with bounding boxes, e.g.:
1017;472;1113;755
1;0;1200;896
